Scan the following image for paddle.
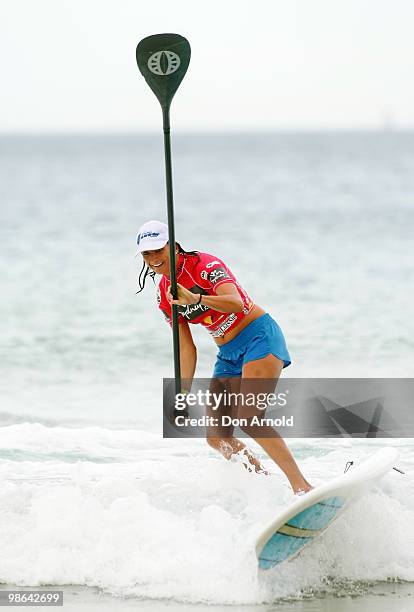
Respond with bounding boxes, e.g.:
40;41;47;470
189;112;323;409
136;33;191;398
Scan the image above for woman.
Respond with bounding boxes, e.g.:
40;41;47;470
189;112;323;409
136;219;312;495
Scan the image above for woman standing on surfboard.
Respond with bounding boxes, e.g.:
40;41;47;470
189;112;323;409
136;219;312;495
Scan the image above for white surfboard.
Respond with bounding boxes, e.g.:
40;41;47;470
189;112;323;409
256;447;398;570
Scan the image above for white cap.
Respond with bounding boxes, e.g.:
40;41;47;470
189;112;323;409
135;220;168;255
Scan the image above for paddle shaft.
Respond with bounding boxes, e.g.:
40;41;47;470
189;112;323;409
136;34;191;396
162;107;181;392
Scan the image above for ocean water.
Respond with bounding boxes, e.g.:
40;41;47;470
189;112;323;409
0;132;414;605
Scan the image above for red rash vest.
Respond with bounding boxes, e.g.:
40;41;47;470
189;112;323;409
157;251;254;338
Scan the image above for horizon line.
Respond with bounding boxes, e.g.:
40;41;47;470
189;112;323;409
1;126;414;136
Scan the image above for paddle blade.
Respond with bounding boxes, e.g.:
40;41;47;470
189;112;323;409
136;33;191;110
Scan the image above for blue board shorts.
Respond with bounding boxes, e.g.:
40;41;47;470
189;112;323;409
212;313;291;378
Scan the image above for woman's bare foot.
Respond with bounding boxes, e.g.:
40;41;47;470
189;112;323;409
293;483;314;496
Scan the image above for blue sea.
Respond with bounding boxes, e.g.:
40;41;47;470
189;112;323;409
0;132;413;606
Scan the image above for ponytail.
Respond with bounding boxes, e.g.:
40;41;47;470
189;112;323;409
135;261;156;294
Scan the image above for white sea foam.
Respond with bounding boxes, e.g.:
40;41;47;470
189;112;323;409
0;424;413;604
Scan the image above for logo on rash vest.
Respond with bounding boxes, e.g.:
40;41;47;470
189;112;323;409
178;285;209;321
200;270;208;280
156;287;161;304
208;267;229;284
211;313;237;337
243;297;253;315
206;260;221;269
177;287;208;320
179;302;208;320
203;315;213;325
148;51;181;75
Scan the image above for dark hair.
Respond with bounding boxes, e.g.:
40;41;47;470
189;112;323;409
135;242;199;294
177;243;200;261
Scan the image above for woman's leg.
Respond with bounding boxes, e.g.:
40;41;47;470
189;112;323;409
206;377;268;473
239;354;313;493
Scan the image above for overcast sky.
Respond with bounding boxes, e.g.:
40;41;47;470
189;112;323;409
1;0;414;131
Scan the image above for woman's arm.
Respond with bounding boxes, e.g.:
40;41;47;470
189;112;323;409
168;282;243;313
178;321;197;393
198;283;243;313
